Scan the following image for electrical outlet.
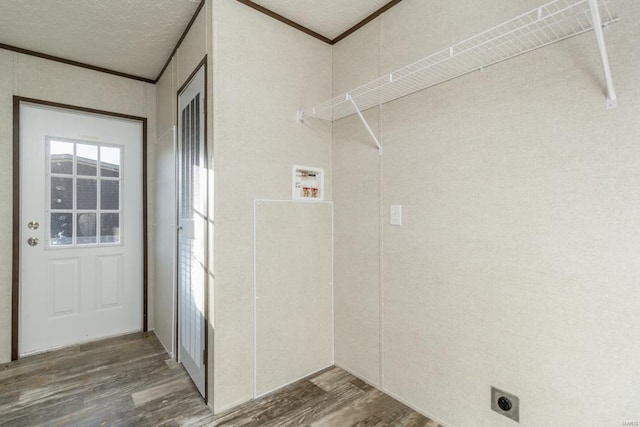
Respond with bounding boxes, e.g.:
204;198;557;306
491;386;519;422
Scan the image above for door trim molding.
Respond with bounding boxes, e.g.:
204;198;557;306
11;96;149;360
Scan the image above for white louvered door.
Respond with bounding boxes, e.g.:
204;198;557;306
177;66;207;397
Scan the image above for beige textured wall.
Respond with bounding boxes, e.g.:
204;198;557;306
156;57;176;140
177;8;207;90
0;50;156;363
153;56;177;357
0;50;14;363
332;0;640;425
332;22;383;387
211;0;332;412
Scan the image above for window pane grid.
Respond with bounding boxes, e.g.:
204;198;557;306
48;139;122;248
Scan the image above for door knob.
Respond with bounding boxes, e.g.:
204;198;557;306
28;221;39;230
27;237;38;246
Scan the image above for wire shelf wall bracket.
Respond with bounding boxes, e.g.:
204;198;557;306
347;94;383;155
588;0;617;109
297;0;619;152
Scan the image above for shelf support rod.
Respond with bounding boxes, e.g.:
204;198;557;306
347;93;383;155
588;0;617;110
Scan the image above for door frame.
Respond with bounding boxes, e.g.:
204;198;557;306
11;96;148;360
175;56;209;403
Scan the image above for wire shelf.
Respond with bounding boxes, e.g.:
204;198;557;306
299;0;618;122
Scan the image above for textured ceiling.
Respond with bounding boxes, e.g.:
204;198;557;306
0;0;201;80
0;0;395;81
250;0;391;40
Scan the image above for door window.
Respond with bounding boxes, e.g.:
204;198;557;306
47;139;123;247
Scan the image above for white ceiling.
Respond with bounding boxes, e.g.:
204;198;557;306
0;0;394;82
0;0;202;80
251;0;391;40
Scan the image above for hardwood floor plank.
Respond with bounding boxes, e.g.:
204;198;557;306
0;389;20;406
2;394;85;427
214;380;326;426
349;377;373;392
0;332;441;427
51;396;139;427
258;382;367;426
308;366;356;392
310;389;396;426
132;378;194;407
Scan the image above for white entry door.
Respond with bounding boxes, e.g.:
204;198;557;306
178;66;207;397
19;102;144;356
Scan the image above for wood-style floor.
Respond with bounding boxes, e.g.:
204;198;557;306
0;332;441;426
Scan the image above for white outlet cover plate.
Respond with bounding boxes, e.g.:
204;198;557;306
390;205;402;226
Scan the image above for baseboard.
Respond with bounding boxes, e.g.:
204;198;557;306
336;363;454;427
378;387;454;427
213;362;455;426
255;363;334;398
213;364;335;415
334;362;381;389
